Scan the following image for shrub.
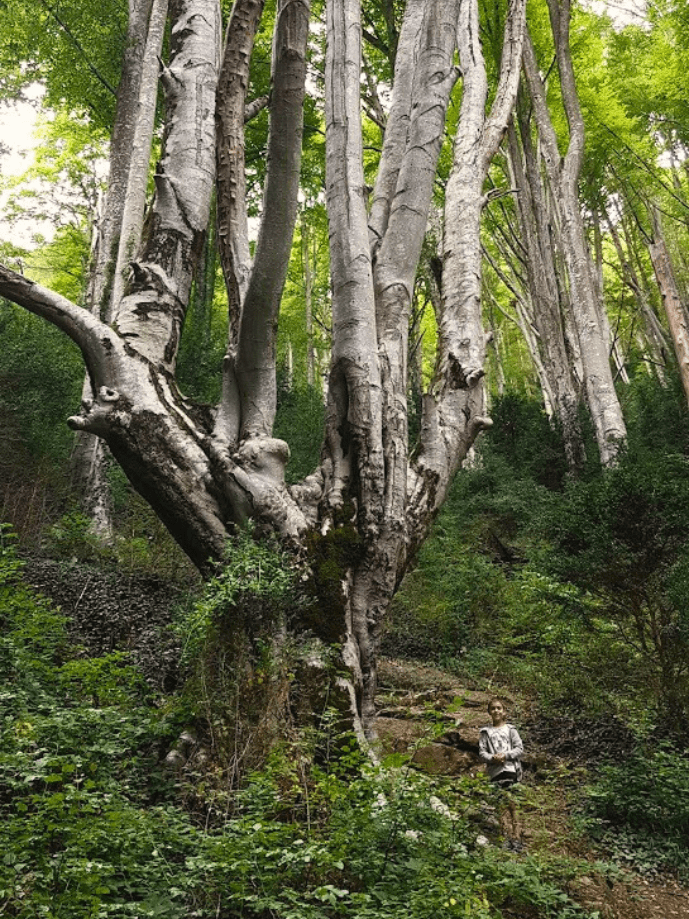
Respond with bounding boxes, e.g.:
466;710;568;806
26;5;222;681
583;746;689;879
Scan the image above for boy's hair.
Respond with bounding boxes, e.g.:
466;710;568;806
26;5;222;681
487;697;506;713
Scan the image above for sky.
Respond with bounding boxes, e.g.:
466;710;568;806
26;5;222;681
0;85;50;248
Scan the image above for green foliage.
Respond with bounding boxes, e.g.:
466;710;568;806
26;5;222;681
539;451;689;726
181;527;300;661
1;526;602;919
0;301;83;479
43;502;196;580
1;108;104;253
176;528;313;777
385;545;502;663
483;394;570;488
390;386;689;729
274;382;326;483
582;746;689;880
0;524;201;918
0;0;126;130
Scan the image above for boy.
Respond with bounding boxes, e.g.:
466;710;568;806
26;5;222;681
478;698;524;850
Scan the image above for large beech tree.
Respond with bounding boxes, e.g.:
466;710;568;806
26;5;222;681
0;0;525;734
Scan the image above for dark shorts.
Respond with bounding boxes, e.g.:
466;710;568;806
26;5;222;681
491;773;519;791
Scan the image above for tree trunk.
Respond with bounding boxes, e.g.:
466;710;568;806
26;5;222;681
604;204;668;381
648;208;689;407
522;8;626;465
505;111;585;468
0;0;527;740
70;0;165;540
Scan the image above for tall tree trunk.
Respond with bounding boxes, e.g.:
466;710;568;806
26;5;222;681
70;0;166;539
603;204;668;381
648;207;689;407
301;214;316;387
522;7;626;465
505;110;585;468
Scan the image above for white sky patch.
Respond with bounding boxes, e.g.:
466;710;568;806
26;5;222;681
0;84;53;249
586;0;648;28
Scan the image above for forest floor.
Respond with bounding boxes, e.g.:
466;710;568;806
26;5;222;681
20;559;689;918
375;658;689;919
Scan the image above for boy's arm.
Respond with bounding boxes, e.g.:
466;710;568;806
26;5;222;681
505;727;524;761
478;730;493;762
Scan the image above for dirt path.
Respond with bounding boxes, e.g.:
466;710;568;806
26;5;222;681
374;658;689;919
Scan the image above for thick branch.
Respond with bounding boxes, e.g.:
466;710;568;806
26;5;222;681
0;264;124;387
216;0;265;357
110;0;169;312
521;28;561;191
367;0;425;253
546;0;584;192
234;0;312;439
324;0;384;533
112;0;221;370
373;0;461;325
86;0;156;322
412;0;524;531
481;0;526;172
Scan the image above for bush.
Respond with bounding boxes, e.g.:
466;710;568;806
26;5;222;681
482;393;570;489
0;524;603;918
0;524;200;918
539;453;689;728
583;746;689;879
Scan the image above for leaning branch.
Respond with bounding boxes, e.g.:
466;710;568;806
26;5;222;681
0;264;121;378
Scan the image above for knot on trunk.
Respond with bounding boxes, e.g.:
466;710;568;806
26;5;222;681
446;354;484;390
68;387;128;436
235;436;290;484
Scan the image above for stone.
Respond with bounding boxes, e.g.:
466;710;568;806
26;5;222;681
410;742;476;776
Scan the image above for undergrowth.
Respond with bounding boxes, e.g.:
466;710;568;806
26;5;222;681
581;746;689;882
0;523;605;919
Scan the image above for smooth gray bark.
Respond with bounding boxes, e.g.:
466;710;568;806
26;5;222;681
505;110;585;468
648;208;689;407
70;0;164;540
522;10;626;465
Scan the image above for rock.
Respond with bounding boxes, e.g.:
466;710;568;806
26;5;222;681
438;729;479;753
374;716;429;754
411;742;477;776
164;749;187;771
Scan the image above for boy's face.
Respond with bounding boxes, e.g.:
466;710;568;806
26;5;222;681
489;701;506;725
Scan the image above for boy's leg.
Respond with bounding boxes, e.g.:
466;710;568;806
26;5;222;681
507;795;521;841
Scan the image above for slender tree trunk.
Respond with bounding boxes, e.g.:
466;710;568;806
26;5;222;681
522;9;626;465
70;0;163;540
302;215;316;387
648;208;689;407
505;111;585;467
604;205;668;381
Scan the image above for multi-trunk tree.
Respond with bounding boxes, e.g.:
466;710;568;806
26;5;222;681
0;0;526;736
